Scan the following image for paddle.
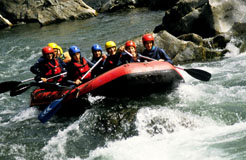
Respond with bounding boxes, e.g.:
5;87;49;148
9;72;67;96
124;50;211;81
0;77;34;94
10;82;71;96
38;57;103;123
174;66;211;81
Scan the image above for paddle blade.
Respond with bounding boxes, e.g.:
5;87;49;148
0;81;21;94
10;84;32;96
184;68;211;81
38;98;63;123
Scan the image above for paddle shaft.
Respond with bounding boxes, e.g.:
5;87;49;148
38;58;103;123
9;72;68;96
21;77;35;83
80;57;103;80
37;72;67;83
0;77;35;94
124;50;156;61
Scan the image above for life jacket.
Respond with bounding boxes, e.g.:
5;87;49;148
72;57;91;81
44;59;63;82
142;46;160;59
142;46;173;64
104;52;122;72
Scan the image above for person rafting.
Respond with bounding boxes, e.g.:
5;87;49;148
30;46;67;83
66;45;93;85
90;44;107;77
103;41;122;72
141;34;173;64
120;40;140;64
48;42;71;63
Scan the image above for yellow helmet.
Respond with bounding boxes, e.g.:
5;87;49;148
105;41;116;49
57;45;63;54
48;42;58;49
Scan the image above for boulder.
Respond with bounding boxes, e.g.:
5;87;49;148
210;0;246;34
38;0;97;25
83;0;137;12
83;0;110;11
133;31;228;64
83;0;179;12
154;0;246;38
154;0;215;37
136;0;179;10
0;0;97;27
178;33;230;49
100;0;137;12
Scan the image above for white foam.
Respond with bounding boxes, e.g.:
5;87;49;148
87;94;105;105
224;39;241;58
84;111;246;160
10;107;38;122
41;111;92;160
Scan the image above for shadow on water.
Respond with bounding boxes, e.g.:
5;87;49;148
48;87;180;140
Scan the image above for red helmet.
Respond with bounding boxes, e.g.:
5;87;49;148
142;34;154;43
42;46;54;56
125;40;136;48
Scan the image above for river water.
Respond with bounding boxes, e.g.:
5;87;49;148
1;8;246;160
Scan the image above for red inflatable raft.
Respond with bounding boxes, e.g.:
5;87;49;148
30;61;184;108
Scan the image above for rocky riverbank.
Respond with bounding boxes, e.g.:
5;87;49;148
1;0;246;64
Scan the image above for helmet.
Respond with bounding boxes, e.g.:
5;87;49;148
91;44;102;52
42;46;54;56
68;45;80;56
48;42;58;49
105;41;116;49
57;45;63;54
125;40;136;48
142;34;154;43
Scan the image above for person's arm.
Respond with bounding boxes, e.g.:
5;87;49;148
58;58;67;70
30;58;45;81
102;58;110;72
85;58;94;67
139;50;149;62
30;59;42;75
132;53;140;62
159;49;173;64
119;52;128;64
63;51;71;63
30;66;41;82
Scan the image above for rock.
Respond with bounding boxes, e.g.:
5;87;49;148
83;0;179;12
83;0;110;11
83;0;137;12
210;0;246;34
230;23;246;35
154;0;246;38
205;34;230;49
178;33;230;49
178;33;204;46
239;43;246;54
154;0;215;37
100;0;137;12
93;105;138;139
134;31;228;64
38;0;97;25
136;0;179;10
0;0;97;26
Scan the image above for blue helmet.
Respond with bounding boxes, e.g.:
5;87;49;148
69;45;80;56
91;44;102;52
